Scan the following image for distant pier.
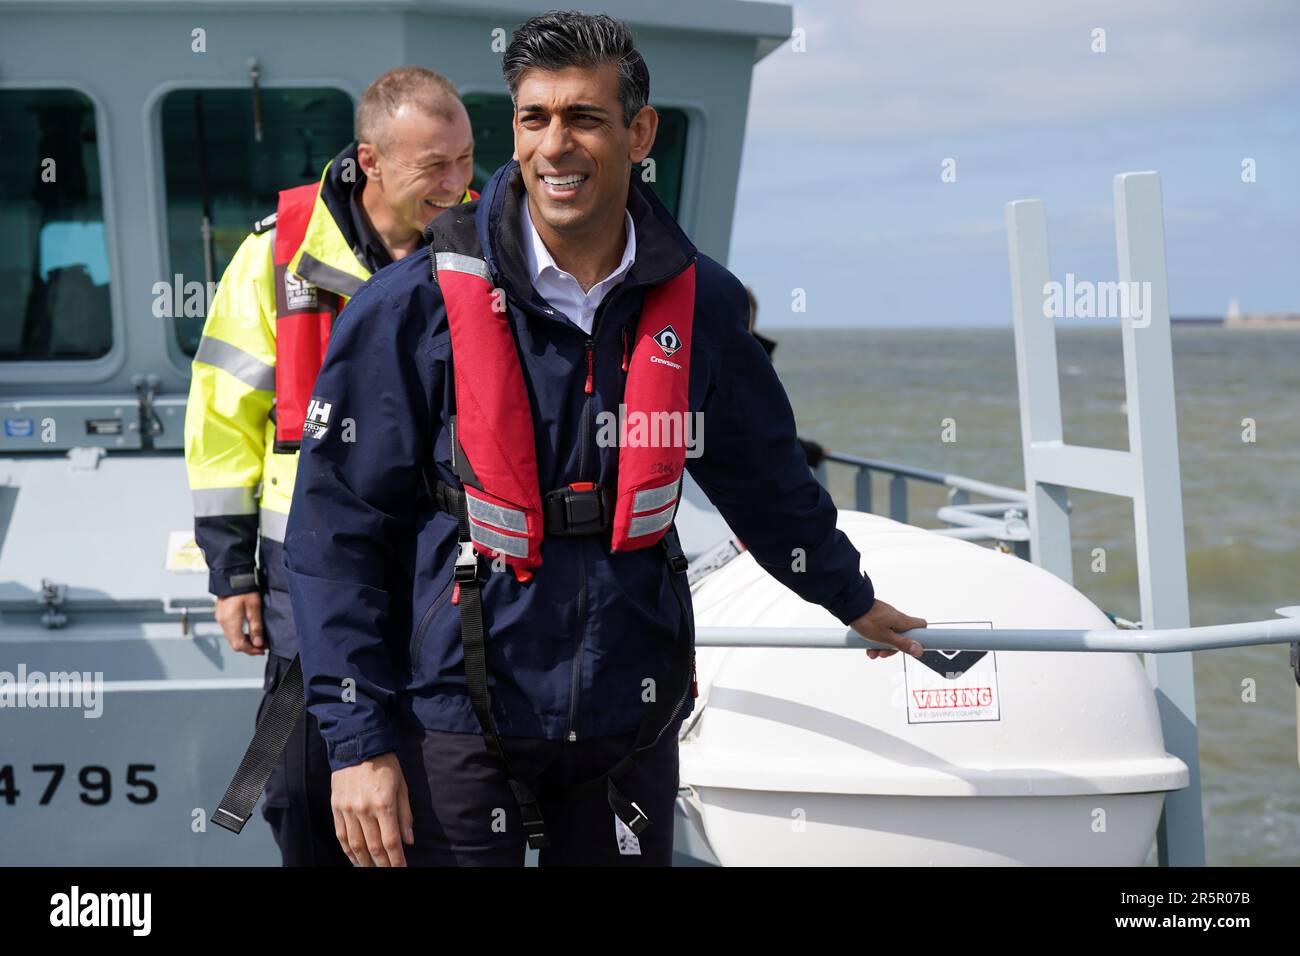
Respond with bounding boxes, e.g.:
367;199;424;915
1171;311;1300;328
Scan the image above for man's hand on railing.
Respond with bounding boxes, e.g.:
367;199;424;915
850;600;927;659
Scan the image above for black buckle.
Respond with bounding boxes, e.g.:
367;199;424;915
544;484;610;537
522;818;551;850
662;530;688;573
432;479;458;516
454;540;480;583
624;801;651;835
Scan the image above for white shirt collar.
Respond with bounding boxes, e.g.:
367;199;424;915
521;193;636;292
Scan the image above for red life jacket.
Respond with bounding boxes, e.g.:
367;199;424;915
271;183;332;452
271;184;481;451
434;251;696;575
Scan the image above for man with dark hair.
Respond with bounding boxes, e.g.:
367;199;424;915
186;65;475;865
285;11;926;867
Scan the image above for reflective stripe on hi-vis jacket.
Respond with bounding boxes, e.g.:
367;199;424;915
434;250;696;574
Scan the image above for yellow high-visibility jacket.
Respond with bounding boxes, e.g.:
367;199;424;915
184;142;473;600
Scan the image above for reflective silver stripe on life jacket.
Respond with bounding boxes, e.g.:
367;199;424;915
632;477;681;515
435;252;492;283
465;493;528;535
626;505;676;539
468;520;530;558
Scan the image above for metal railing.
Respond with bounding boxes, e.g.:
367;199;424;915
696;610;1300;653
813;450;1033;556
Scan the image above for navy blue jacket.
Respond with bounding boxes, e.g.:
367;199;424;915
284;160;876;772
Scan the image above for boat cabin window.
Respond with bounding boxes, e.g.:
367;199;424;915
0;89;112;361
461;94;689;217
160;87;354;355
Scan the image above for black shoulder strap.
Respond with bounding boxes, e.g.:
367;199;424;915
213;655;303;834
449;490;551;849
251;211;277;235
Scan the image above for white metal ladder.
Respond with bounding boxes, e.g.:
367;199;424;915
1006;171;1202;866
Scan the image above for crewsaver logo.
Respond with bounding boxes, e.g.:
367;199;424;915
303;397;332;439
652;324;682;357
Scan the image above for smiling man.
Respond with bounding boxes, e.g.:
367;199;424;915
186;66;475;866
351;70;477;262
284;12;926;868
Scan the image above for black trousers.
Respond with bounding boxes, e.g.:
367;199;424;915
393;719;684;866
257;648;351;867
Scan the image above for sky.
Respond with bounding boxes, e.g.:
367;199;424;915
728;0;1300;327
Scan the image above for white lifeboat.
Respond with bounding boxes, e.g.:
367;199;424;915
678;510;1189;866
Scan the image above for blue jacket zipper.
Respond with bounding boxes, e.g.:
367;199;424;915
564;302;618;741
566;537;588;741
411;568;455;663
509;263;693;743
568;346;594;743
